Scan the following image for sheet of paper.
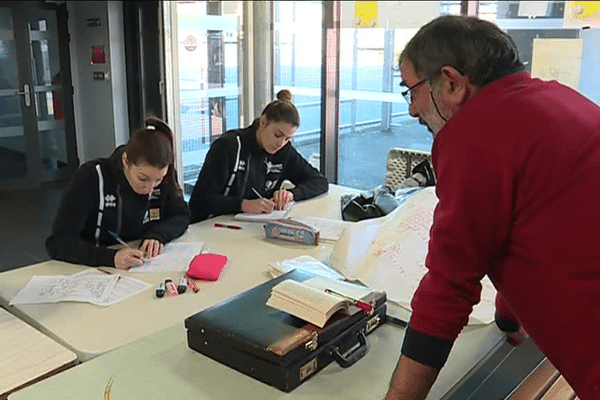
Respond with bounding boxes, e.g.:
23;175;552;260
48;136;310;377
234;202;293;222
333;187;497;325
518;1;548;16
10;274;119;305
72;270;152;306
130;242;207;273
268;255;346;281
292;216;349;241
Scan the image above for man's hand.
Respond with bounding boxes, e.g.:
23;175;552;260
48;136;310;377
139;238;164;259
114;248;144;270
385;355;440;400
241;198;275;214
272;189;294;211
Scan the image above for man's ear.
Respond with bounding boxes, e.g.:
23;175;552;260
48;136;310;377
439;66;473;107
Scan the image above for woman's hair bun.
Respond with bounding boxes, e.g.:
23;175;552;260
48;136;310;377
276;89;293;102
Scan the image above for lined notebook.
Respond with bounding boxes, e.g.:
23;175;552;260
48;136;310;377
234;202;294;222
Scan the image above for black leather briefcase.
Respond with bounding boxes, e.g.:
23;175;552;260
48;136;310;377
184;269;387;392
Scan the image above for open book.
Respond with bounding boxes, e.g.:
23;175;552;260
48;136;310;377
266;276;373;328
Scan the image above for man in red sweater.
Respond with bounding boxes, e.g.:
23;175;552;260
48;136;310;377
386;15;600;399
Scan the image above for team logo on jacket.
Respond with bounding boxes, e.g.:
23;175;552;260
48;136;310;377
265;161;283;174
149;207;161;221
104;194;117;208
238;160;246;171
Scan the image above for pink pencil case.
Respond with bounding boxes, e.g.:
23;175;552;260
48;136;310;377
187;253;228;281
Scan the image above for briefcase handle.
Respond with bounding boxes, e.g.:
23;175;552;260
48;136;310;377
331;330;369;368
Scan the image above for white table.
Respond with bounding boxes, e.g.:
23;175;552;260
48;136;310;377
0;307;76;400
8;314;503;400
1;183;507;399
0;185;358;361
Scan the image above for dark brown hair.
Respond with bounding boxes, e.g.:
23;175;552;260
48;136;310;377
261;89;300;127
125;116;182;197
400;15;524;87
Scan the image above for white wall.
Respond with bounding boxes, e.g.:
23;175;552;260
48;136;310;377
67;0;128;163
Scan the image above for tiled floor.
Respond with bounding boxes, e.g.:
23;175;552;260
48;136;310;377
0;181;67;272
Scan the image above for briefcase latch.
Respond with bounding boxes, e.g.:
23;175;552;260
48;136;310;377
305;331;319;351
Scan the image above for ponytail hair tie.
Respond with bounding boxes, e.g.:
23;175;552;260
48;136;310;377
146;125;156;130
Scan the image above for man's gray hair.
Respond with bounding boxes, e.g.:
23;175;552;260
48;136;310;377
400;15;524;87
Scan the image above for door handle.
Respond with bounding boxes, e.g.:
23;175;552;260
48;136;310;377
16;83;31;107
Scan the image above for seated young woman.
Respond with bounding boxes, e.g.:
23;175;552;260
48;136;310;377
46;117;190;269
189;89;328;223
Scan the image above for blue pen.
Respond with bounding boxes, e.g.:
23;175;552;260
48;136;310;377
107;230;132;249
251;187;263;199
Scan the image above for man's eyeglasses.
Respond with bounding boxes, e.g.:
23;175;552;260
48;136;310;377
401;79;427;105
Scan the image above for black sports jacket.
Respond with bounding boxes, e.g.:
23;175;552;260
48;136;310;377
189;120;328;222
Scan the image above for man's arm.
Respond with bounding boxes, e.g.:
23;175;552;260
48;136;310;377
385;355;440;400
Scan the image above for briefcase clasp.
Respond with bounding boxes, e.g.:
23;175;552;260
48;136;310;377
305;331;319;351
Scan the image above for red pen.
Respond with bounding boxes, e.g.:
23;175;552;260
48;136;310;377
214;223;242;230
186;277;199;293
324;289;374;314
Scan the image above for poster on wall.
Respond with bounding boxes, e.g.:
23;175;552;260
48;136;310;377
531;38;583;90
563;1;600;28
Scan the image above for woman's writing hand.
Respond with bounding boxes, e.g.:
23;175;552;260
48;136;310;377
241;198;275;214
114;248;145;270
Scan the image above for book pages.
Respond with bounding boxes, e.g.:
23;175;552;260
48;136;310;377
266;277;374;327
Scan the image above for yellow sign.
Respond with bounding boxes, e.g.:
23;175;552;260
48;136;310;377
564;1;600;27
355;1;378;28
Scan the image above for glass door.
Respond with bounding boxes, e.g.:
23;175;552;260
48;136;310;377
0;6;28;182
0;2;76;190
165;1;244;197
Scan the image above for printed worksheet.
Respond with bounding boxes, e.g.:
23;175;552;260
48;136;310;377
10;274;119;305
71;270;153;306
129;241;207;273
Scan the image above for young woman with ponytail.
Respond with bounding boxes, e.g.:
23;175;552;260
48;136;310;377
189;89;328;222
46;117;190;269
